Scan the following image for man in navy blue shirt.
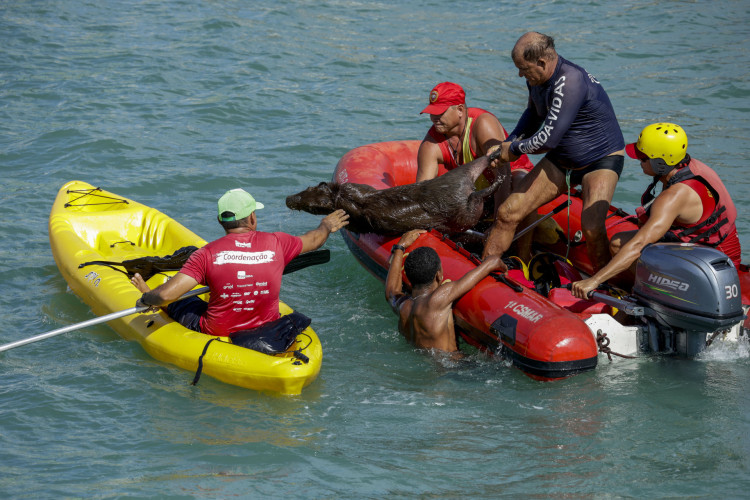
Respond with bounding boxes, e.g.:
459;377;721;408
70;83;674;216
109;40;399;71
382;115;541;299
484;32;624;272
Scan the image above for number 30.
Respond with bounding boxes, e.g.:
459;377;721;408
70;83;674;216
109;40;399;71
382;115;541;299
725;284;739;299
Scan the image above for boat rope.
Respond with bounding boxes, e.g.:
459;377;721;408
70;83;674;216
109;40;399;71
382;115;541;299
192;327;313;384
565;170;572;262
64;188;129;208
191;338;219;386
292;332;312;363
596;330;636;361
606;207;639;227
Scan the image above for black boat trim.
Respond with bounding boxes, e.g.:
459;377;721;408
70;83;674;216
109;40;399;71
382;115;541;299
342;230;388;282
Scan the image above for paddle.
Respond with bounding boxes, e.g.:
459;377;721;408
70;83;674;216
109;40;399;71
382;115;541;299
0;286;208;353
0;249;331;353
463;199;571;242
512;199;570;242
283;248;330;274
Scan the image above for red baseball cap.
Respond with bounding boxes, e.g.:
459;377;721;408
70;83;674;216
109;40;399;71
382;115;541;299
625;142;646;160
420;82;466;115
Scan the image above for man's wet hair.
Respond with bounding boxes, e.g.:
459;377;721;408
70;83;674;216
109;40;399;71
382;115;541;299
404;247;441;287
518;32;556;62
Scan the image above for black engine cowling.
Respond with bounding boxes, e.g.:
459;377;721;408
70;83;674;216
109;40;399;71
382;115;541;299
632;243;744;356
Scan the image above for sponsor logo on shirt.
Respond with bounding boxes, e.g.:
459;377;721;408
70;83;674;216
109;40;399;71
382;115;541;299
234;241;253;248
519;75;566;155
237;270;253;279
214;250;275;265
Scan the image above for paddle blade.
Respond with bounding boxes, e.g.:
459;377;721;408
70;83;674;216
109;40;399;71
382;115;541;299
283;249;330;275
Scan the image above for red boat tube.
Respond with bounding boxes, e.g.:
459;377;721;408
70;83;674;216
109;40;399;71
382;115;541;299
334;141;602;380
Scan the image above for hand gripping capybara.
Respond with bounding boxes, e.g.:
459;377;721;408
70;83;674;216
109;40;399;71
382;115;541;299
285;155;506;235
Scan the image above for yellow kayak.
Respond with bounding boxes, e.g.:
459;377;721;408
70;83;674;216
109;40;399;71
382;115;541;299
49;180;322;394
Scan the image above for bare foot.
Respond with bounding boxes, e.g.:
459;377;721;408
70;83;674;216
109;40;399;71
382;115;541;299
130;273;151;293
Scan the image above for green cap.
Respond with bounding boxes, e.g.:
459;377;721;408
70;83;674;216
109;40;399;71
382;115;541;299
217;188;264;221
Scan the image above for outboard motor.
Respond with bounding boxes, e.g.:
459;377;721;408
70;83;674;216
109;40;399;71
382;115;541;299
632;243;745;356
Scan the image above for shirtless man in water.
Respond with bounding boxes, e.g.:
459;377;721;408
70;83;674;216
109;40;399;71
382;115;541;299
385;229;505;352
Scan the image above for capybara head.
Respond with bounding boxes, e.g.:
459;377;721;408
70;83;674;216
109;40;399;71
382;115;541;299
286;182;337;214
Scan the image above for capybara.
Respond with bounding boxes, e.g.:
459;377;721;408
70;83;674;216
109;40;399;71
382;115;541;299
286;155;506;235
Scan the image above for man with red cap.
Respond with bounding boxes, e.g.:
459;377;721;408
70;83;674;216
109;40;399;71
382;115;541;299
417;82;530;188
417;82;536;258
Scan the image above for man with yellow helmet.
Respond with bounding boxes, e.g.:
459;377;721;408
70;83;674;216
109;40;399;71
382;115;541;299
571;123;741;299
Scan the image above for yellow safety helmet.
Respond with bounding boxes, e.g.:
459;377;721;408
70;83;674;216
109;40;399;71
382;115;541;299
626;123;688;175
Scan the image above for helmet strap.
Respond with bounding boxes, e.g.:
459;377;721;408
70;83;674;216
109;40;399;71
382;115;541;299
648;157;671;176
641;177;660;207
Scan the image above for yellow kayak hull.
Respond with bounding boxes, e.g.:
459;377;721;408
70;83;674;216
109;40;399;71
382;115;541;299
49;180;322;394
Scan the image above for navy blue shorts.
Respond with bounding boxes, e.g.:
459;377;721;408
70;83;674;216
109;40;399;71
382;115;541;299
547;153;624;186
166;296;207;333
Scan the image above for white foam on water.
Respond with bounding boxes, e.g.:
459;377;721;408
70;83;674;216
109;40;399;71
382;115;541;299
697;333;750;361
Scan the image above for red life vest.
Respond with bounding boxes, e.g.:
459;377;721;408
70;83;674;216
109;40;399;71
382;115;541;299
427;107;533;173
638;157;738;248
428;107;494;169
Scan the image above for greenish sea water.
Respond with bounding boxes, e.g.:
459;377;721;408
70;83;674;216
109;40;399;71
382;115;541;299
1;1;749;497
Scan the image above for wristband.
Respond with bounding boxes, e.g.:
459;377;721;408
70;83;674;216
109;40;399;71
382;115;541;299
391;244;406;254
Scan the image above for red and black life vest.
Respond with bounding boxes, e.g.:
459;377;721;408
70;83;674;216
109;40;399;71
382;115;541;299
638;157;737;247
427;107;500;170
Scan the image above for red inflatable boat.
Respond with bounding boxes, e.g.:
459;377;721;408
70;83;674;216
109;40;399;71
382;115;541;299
334;141;750;380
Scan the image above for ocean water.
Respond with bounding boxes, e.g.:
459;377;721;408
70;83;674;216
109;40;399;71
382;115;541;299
1;0;749;497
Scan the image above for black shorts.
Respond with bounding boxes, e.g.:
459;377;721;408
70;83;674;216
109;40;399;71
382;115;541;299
166;296;207;333
547;153;624;186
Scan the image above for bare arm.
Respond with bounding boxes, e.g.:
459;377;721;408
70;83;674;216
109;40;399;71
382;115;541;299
571;185;695;298
416;139;442;182
137;272;200;308
429;255;506;309
473;112;508;157
385;230;426;312
298;209;349;253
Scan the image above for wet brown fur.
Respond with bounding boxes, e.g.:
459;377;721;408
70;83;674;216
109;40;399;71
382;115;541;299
286;156;506;235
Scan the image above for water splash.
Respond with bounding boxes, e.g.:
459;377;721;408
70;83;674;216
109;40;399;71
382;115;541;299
697;335;750;361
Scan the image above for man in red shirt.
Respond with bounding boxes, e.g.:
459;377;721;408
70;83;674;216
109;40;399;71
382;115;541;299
133;188;348;336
